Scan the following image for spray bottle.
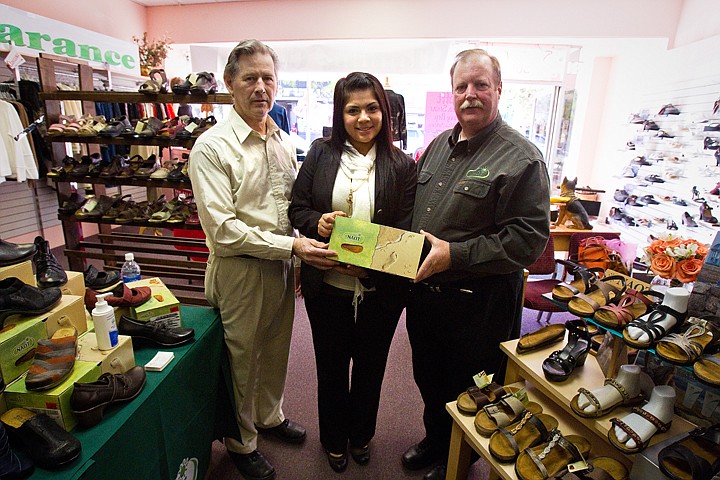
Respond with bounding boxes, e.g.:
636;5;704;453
92;293;118;350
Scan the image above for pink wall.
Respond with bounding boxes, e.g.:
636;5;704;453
2;0;147;44
147;0;683;45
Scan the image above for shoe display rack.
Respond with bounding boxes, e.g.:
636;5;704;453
445;336;696;480
37;56;232;305
609;104;720;256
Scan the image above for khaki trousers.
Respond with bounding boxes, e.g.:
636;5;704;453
205;255;295;454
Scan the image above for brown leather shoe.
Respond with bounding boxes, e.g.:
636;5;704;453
70;366;146;428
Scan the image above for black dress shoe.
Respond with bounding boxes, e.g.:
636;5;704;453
70;366;147;428
0;239;36;267
227;450;275;480
256;419;306;444
424;464;447;480
83;265;121;292
0;408;80;470
0;423;33;479
326;451;348;473
0;278;62;327
350;444;370;465
402;438;443;471
117;315;195;348
32;237;67;289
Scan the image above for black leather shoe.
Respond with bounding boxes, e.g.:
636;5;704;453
256;419;306;444
326;451;348;473
83;265;122;292
0;407;80;470
117;315;195;348
227;450;275;480
0;239;36;267
0;278;62;327
350;444;370;465
33;237;67;289
0;422;33;479
70;366;147;428
402;438;443;471
424;464;447;480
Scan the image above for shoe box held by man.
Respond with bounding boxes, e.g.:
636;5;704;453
328;216;424;279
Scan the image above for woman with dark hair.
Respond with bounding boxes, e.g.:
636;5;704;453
289;72;416;472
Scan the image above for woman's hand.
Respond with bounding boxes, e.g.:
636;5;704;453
332;264;369;278
318;210;347;238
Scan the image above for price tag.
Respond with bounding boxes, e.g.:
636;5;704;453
184;121;199;133
472;371;493;389
512;387;529;404
567;460;590;472
134;120;145;134
4;46;25;70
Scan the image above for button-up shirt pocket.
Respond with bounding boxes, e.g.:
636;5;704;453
449;178;493;229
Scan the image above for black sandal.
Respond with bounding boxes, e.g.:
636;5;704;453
622;304;687;349
658;425;720;480
542;319;591;382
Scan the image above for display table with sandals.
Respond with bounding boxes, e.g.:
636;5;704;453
19;305;234;480
445;330;697;480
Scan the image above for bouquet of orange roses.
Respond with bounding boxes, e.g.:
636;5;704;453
643;234;708;283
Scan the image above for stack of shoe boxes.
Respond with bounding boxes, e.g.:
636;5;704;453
0;257;104;431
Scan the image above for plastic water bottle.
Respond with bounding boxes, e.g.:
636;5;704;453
121;252;141;283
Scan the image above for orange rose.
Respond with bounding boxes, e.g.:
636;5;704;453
664;237;684;249
696;243;709;258
650;253;676;279
676;258;703;283
646;241;668;257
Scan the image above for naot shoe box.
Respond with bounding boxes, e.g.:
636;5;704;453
0;260;34;286
328;216;424;279
4;360;101;431
118;277;181;327
0;317;47;387
77;332;135;375
23;294;87;338
59;270;84;297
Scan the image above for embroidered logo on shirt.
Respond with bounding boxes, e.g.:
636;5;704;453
466;167;489;179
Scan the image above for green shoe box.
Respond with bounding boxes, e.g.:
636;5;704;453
77;332;136;375
328;216;424;279
0;317;47;387
4;360;101;431
117;277;181;327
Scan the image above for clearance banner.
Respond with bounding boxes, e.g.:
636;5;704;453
0;4;139;74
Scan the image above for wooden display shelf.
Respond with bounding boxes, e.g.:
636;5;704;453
45;134;195;149
446;337;696;480
57;214;204;231
39;91;232;104
50;175;192;190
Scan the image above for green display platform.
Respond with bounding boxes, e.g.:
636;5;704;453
29;305;237;480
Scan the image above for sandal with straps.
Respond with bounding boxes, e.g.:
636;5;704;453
474;392;543;437
609;404;672;454
658;425;720;480
567;275;627;317
593;288;664;330
489;412;559;463
514;429;592;480
456;382;508;416
570;377;644;418
622;303;687;349
551;261;603;302
552;456;628;480
542;319;591;382
655;316;720;366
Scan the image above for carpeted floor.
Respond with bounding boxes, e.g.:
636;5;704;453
204;299;576;480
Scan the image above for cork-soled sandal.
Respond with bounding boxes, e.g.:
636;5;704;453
474;393;543;437
516;324;566;354
553;456;629;480
570;377;644;419
593;289;663;330
658;425;720;480
514;430;592;480
456;382;508;416
655;317;720;366
551;261;603;302
567;275;627;318
488;412;559;463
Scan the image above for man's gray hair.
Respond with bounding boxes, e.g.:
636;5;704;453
450;49;502;85
224;39;279;82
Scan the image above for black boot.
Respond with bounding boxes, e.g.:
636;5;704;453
0;239;36;268
32;237;67;289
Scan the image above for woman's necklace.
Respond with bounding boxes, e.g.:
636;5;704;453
346;177;369;217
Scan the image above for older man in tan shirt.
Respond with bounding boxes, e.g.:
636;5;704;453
189;39;337;480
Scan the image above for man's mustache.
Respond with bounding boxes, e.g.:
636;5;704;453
460;100;484;110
